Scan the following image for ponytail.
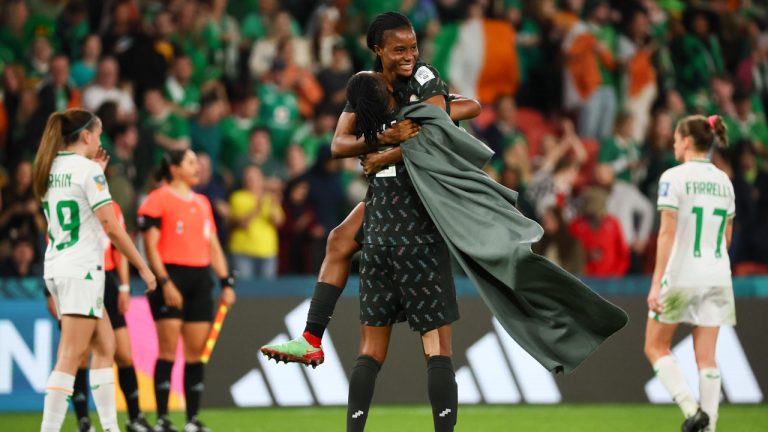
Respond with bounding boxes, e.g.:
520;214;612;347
157;148;190;182
676;114;729;153
32;109;98;200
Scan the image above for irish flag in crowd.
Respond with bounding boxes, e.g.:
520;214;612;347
431;18;520;105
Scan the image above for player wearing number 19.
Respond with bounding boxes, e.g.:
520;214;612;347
644;115;734;432
32;109;157;432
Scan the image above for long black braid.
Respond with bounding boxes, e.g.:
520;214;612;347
366;12;413;72
346;73;391;148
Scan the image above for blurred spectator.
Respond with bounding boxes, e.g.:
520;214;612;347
26;37;54;83
290;108;336;165
275;37;324;118
670;8;725;112
516;0;563;114
284;144;309;181
189;92;226;173
302;145;345;269
202;0;241;82
562;0;617;139
82;57;136;121
235;126;286;183
724;90;768;166
195;152;230;246
569;186;629;277
0;161;46;255
315;40;354;115
256;60;303;159
735;34;768;113
617;7;657;143
106;123;139;231
710;73;736;117
279;178;325;274
137;87;190;181
0;0;31;64
730;140;768;267
70;33;101;88
598;112;642;183
0;237;41;277
36;55;81;120
4;84;45;171
229;165;285;279
240;0;290;49
594;163;653;273
640;109;677;201
220;91;261;177
480;94;527;169
165;55;200;117
531;207;585;275
249;9;311;80
55;0;90;61
309;5;343;70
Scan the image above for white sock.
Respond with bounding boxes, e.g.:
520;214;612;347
41;371;75;432
654;355;699;417
89;368;120;432
699;368;721;432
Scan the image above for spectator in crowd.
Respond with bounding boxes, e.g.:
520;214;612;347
0;161;46;256
562;0;617;140
0;0;32;64
256;58;303;160
189;91;226;174
735;34;768;112
54;0;90;62
301;145;344;269
315;40;354;115
599;112;642;183
3;76;46;170
138;87;190;177
618;7;657;143
480;94;528;169
106;123;139;231
235;126;286;184
220;91;261;178
290;107;336;165
309;5;343;70
249;9;310;81
165;55;200;117
532;206;586;275
202;0;241;82
0;237;41;277
594;163;654;273
730;139;768;268
36;54;80;119
724;90;768;166
81;56;136;121
229;165;285;279
195;152;230;247
279;178;325;274
26;37;54;83
569;186;630;277
641;109;677;201
70;33;101;88
284;144;309;181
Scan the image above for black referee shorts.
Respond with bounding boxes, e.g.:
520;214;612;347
104;270;126;329
359;241;459;332
148;265;214;322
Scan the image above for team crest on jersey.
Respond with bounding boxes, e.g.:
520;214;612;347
93;174;107;192
414;66;435;85
659;182;670;197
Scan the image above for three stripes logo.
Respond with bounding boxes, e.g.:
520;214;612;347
230;300;349;407
351;410;365;419
438;409;452;417
455;319;561;404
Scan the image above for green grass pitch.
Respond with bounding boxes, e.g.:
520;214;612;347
3;405;766;431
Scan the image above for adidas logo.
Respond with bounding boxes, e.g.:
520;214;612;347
455;318;561;404
351;410;365;419
438;409;451;417
156;381;171;391
230;300;349;407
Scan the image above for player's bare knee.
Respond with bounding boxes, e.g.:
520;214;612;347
326;226;356;259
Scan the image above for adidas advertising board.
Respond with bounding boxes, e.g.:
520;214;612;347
1;296;766;410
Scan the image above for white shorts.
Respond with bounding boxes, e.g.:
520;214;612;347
45;276;105;319
649;284;736;327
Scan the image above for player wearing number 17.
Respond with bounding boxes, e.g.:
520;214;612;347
644;115;735;432
33;109;157;432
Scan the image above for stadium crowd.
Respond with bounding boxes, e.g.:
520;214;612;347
1;0;768;280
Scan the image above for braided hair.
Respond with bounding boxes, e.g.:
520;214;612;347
366;12;413;72
346;72;391;147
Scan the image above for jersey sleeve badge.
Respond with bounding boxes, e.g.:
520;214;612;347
659;182;670;197
93;174;107;192
414;66;435;86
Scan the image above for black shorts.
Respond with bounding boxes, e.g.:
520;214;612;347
104;270;126;329
148;265;214;322
359;242;459;332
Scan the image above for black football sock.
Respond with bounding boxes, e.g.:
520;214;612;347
118;366;140;421
428;355;458;431
72;368;90;422
347;355;381;432
184;362;205;421
304;282;343;340
154;359;173;417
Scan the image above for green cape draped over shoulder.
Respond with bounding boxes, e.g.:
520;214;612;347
398;103;628;373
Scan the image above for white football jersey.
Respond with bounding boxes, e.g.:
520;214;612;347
43;152;112;279
657;160;735;288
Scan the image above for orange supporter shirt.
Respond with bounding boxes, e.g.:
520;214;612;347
103;201;125;271
138;185;215;267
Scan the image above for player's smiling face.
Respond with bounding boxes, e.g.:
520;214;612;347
376;27;418;79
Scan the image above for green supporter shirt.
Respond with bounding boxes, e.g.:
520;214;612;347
589;23;617;87
220;116;262;173
257;83;301;160
290;123;334;165
598;136;641;183
140;111;191;166
164;80;201;115
724;114;768;150
671;34;724;110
